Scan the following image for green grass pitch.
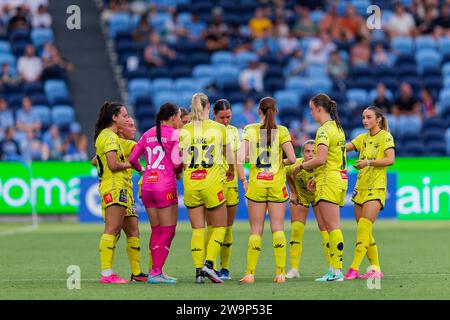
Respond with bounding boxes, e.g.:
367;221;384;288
1;220;450;300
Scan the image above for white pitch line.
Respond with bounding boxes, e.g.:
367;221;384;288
0;225;38;237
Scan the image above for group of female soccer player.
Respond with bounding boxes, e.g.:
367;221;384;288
93;91;395;284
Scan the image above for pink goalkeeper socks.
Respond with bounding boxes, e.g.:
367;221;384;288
151;225;176;276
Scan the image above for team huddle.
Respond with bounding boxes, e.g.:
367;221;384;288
93;91;395;284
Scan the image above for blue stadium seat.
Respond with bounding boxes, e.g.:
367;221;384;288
192;64;215;78
415;35;436;51
401;131;421;145
175;78;203;92
215;64;240;88
385;114;398;136
391;36;414;55
235;51;258;69
446;128;450;155
416;49;442;71
439;88;450;102
31;28;54;48
109;13;131;38
51;105;75;130
368;88;393;102
211;51;235;65
427;141;447;156
351;127;366;140
44;80;69;100
9;29;30;43
152;78;174;92
153;91;178;108
32;105;52;130
346;89;368;108
264;77;285;92
438;37;450;55
397;115;422;137
309;77;332;95
274;90;301;110
128;78;152;105
285;76;309;96
442;62;450;77
139;117;155;132
29;93;49;106
310;10;325;24
423;116;444;131
170;66;191;78
0;53;15;68
8;94;25;109
352;0;371;16
306;64;327;77
401;141;424;156
0;41;11;54
444;76;450;89
178;91;196;108
23;82;43;95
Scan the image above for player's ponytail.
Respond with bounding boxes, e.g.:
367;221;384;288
310;93;343;132
259;96;277;146
366;106;390;132
156;102;179;151
191;93;209;121
94;101;124;141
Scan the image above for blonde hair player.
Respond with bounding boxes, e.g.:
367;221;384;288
179;93;235;284
284;139;332;279
239;96;296;284
344;106;395;280
292;93;348;282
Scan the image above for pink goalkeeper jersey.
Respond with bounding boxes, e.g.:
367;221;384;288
129;125;181;191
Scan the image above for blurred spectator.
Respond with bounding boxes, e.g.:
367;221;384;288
242;98;258;124
239;60;267;94
249;7;273;38
143;32;176;67
100;0;129;23
273;12;289;39
350;38;371;66
31;4;52;28
184;13;206;41
41;43;73;81
293;6;318;38
21;129;49;161
305;32;336;65
416;8;436;35
63;122;88;161
319;4;341;40
43;124;64;160
373;83;392;114
180;107;191;125
0;127;22;161
278;31;299;57
1;63;20;85
0;98;14;135
420;88;437;118
253;28;278;58
7;5;30;33
132;14;153;43
202;8;230;52
18;45;43;83
327;51;348;91
387;3;416;37
392;82;420;116
433;3;450;36
284;49;307;78
372;43;390;66
338;5;368;42
16;96;41;134
164;11;188;44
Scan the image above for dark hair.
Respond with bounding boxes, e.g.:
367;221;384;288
365;106;390;132
213;99;232;114
179;107;189;118
310;93;343;132
156;103;179;150
259;96;277;146
94;101;124;140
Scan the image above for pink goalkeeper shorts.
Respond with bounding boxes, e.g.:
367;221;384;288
141;188;178;208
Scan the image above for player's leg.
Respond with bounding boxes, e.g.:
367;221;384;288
148;203;178;284
204;211;215;269
312;205;332;273
188;205;207;283
240;200;267;283
100;204;127;283
286;203;307;279
344;203;363;279
318;200;344;282
268;201;287;283
219;204;237;280
122;216;147;282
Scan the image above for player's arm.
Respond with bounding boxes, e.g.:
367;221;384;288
224;142;235;182
345;142;355;152
293;144;327;175
354;148;395;169
282;141;296;165
129;143;144;172
286;175;299;205
91;156;97;167
105;151;132;172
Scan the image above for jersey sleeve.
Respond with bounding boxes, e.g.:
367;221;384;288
279;126;291;145
178;127;189;150
103;131;119;153
382;132;395;152
315;126;330;147
351;134;364;152
242;125;251;141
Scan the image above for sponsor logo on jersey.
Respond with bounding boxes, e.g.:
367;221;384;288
147;171;160;183
191;169;207;180
166;192;174;201
282;187;288;198
256;172;274;181
340;170;348;180
103;193;113;204
217;191;224;202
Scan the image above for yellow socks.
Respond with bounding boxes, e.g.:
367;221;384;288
246;234;262;275
329;229;344;270
126;236;142;276
220;226;233;270
204;225;216;267
320;230;332;268
273;230;287;275
205;227;226;269
99;233;116;275
191;228;205;268
350;217;372;271
289;221;305;270
366;231;381;271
